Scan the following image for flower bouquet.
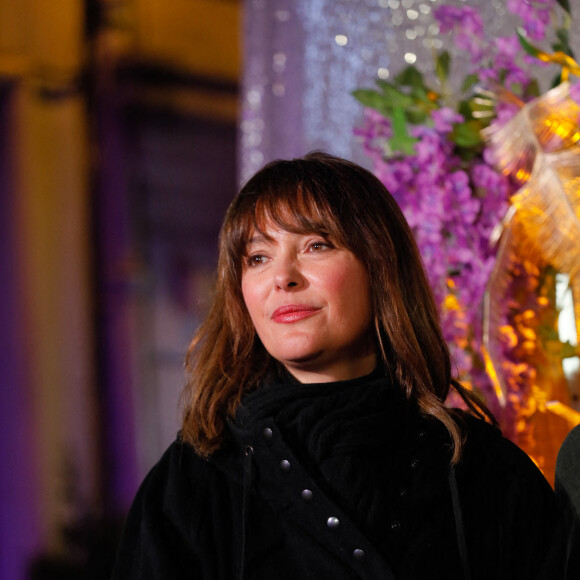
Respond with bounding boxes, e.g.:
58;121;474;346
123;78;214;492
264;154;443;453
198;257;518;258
353;0;580;456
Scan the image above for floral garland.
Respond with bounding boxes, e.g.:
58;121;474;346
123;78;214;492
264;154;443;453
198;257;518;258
355;107;510;413
353;0;579;434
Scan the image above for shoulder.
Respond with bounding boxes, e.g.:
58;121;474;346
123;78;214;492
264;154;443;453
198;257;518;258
453;415;580;577
459;413;542;475
132;436;238;531
142;436;214;494
112;438;240;578
455;412;556;507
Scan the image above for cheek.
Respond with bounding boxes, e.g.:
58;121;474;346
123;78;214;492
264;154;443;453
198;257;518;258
241;277;262;322
341;263;369;298
347;280;373;322
241;278;252;310
323;261;373;318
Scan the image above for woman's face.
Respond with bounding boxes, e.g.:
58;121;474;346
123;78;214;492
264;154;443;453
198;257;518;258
241;223;376;383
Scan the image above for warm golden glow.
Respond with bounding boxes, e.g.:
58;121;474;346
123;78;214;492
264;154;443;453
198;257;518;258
515;167;531;182
545;401;580;424
482;81;580;483
534;49;580;80
444;293;460;311
499;325;518;349
542;115;580;147
481;345;506;407
134;0;241;82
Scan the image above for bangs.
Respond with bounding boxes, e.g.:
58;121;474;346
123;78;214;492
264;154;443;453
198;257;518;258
225;179;349;265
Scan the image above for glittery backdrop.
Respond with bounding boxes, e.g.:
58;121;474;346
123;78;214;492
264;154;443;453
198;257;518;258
239;0;566;184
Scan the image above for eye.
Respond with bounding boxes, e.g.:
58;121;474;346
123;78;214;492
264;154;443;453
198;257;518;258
246;254;268;267
308;240;332;252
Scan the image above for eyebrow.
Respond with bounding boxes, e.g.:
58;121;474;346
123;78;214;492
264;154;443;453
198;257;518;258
246;234;268;246
244;234;275;252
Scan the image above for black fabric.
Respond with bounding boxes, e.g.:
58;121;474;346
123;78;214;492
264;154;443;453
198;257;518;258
556;424;580;575
236;368;454;576
556;424;580;519
112;372;580;579
449;466;472;580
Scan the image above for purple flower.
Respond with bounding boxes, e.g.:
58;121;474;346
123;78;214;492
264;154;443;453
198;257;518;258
479;69;500;87
457;33;484;62
506;0;555;41
523;54;550;69
432;107;464;133
434;5;484;62
495;36;521;59
505;66;534;88
353;0;574;441
435;5;484;38
472;163;500;191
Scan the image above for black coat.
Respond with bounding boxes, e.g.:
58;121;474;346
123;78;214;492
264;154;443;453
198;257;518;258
112;372;579;579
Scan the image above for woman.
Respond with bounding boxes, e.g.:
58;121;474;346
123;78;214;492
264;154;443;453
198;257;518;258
112;152;577;579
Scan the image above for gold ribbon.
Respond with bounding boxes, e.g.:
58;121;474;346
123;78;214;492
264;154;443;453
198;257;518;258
534;50;580;81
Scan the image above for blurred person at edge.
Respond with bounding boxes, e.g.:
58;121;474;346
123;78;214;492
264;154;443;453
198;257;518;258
112;152;580;579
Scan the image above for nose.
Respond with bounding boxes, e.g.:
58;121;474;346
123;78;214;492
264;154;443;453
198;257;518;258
273;256;304;290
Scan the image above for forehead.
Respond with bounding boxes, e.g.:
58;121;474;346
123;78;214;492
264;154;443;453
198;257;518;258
241;202;332;244
245;224;322;247
228;184;351;264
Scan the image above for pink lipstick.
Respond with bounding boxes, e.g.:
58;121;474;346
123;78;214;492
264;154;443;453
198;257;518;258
271;304;320;323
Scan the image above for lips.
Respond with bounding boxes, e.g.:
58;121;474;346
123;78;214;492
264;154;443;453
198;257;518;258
271;304;321;323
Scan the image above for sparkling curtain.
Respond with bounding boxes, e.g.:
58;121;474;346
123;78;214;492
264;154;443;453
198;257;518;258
240;0;520;184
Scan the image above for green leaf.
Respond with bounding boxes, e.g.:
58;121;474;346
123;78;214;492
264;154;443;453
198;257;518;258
509;82;524;97
449;120;484;148
375;81;416;108
405;107;429;125
556;0;571;15
550;72;563;88
352;88;389;111
458;95;494;124
457;100;473;120
524;78;541;99
410;85;428;100
435;51;451;84
352;88;405;117
553;27;575;58
538;325;560;344
461;73;479;93
456;146;483;163
375;79;395;91
389;106;419;155
394;65;425;89
517;29;543;59
561;341;579;359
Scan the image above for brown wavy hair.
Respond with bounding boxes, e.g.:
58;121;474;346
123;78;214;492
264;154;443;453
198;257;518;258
181;151;495;462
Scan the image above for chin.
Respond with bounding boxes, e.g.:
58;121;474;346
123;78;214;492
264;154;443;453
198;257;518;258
277;349;324;366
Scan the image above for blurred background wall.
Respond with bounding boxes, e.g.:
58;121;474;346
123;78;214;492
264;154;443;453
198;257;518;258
1;1;240;578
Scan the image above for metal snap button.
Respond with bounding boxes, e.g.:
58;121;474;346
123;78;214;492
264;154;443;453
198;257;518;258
263;427;273;439
353;548;365;560
301;489;313;501
280;459;291;471
326;516;340;529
